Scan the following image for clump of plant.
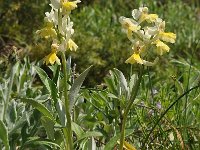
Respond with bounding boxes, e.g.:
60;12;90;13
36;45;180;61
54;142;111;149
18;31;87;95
118;6;176;149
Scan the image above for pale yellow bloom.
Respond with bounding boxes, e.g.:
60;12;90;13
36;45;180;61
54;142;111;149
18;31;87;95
125;41;146;65
123;20;140;32
119;17;141;39
62;1;80;12
145;14;158;23
125;53;143;64
67;39;78;51
44;44;61;65
159;32;176;43
133;7;158;23
139;13;158;23
153;40;170;55
36;26;57;39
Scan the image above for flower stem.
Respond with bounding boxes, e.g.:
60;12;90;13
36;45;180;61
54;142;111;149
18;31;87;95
119;66;143;150
61;52;73;150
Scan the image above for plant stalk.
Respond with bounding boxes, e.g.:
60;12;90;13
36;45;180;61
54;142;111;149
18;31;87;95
61;52;73;150
119;66;143;150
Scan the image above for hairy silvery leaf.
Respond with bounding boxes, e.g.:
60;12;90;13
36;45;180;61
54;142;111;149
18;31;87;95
56;100;66;126
0;120;10;150
113;68;128;94
41;116;55;141
21;98;55;122
9;111;31;135
35;66;58;104
6;100;17;127
71;122;84;139
22;137;61;149
129;74;137;98
69;66;92;112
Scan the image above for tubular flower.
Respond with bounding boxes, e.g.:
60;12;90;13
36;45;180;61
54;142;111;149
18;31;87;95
36;23;57;39
153;40;170;55
62;0;81;12
132;7;158;23
125;53;143;64
119;17;140;40
67;39;78;51
44;44;61;65
159;32;176;43
125;41;146;64
120;7;176;66
119;17;141;32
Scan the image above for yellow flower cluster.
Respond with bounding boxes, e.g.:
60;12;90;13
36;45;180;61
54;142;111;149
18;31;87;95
36;0;80;65
119;7;176;66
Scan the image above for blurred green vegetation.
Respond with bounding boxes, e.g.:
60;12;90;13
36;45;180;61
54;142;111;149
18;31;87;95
0;0;200;85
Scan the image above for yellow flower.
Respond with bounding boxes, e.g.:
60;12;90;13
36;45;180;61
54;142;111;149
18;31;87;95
119;17;141;39
135;7;158;23
122;19;140;32
145;14;158;23
153;40;170;55
139;13;158;23
44;44;61;65
66;39;78;51
36;26;57;39
125;53;143;64
62;1;80;12
159;32;176;43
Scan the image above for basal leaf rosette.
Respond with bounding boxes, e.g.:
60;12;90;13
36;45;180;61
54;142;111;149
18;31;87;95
36;0;81;65
120;7;176;66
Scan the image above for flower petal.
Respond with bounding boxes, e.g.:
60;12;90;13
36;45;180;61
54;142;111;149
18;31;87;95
159;32;176;43
125;53;143;64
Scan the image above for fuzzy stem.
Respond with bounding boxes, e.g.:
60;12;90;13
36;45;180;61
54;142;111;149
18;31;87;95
61;52;73;150
119;66;143;150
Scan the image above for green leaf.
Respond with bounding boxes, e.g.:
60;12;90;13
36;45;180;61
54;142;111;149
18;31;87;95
78;131;103;141
129;74;137;94
49;65;60;85
56;100;66;126
175;79;184;95
35;66;51;92
41;116;55;141
0;120;10;150
69;66;92;112
104;129;134;150
0;103;4;121
9;111;31;135
6;100;17;124
113;68;128;92
35;66;58;104
21;98;55;121
72;122;84;139
22;137;61;149
104;71;117;95
54;130;64;145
